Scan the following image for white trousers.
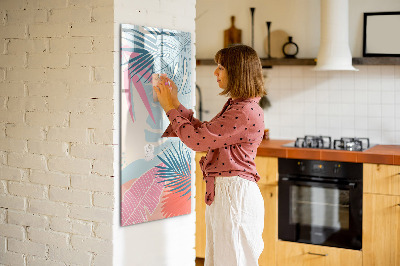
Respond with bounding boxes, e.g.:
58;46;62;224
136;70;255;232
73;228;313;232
205;176;264;266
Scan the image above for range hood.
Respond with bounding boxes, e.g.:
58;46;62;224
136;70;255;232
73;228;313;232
314;0;358;71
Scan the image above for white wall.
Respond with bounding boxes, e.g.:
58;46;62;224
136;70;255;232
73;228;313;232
196;0;400;145
0;0;115;265
113;1;197;266
196;0;400;58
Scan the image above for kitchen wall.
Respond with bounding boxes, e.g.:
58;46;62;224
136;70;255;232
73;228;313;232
196;0;400;58
197;65;400;144
0;0;114;265
196;0;400;145
113;1;196;266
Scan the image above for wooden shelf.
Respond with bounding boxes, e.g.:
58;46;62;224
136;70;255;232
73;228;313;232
196;57;400;67
352;57;400;65
260;58;316;67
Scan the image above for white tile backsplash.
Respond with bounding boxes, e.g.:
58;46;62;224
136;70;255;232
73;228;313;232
316;103;330;116
355;117;368;131
395;118;400;131
395;89;400;104
383;131;396;144
367;91;381;105
367;76;381;91
316;89;330;103
382;117;396;131
382;90;395;104
382;105;395;118
341;104;355;116
341;89;355;104
382;79;395;91
368;104;382;118
196;65;400;144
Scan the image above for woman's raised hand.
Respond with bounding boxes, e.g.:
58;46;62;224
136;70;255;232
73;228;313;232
162;76;180;109
154;77;175;113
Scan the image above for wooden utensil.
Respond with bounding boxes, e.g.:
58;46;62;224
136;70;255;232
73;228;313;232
224;16;242;48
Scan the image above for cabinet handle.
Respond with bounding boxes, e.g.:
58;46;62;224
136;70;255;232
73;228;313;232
307;252;328;256
397;204;400;207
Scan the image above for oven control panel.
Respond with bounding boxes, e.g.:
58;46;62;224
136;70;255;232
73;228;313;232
281;158;362;180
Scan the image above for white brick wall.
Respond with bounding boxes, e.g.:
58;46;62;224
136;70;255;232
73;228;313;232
0;0;114;265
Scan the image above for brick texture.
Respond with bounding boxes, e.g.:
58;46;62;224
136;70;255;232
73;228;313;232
0;0;114;264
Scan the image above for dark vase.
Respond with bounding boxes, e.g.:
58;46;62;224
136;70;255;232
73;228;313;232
282;36;299;58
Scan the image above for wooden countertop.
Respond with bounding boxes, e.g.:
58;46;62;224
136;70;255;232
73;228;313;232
257;139;400;165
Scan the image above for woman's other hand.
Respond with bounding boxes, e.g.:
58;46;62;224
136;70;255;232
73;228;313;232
154;78;175;113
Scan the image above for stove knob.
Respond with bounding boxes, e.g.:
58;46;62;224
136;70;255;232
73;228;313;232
298;161;305;171
334;164;341;174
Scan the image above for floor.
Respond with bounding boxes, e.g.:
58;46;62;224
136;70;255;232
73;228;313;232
195;257;205;266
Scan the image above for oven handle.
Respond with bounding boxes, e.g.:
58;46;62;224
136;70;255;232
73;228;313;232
280;177;357;189
307;252;328;256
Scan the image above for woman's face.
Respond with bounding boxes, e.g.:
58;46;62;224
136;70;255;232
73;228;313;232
214;64;228;89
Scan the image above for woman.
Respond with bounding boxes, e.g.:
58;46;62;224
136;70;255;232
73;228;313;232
155;44;266;266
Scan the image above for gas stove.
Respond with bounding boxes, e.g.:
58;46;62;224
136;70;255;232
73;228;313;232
283;135;373;151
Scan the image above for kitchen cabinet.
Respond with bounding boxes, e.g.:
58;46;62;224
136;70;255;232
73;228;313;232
195;154;279;266
255;156;278;186
276;241;362;266
256;157;278;266
363;193;400;266
363;164;400;266
195;156;400;265
259;184;278;266
195;152;207;258
363;163;400;196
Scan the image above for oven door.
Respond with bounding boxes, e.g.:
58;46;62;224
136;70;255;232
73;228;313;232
278;176;362;250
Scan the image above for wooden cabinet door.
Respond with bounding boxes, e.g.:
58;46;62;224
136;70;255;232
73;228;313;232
363;193;400;266
195;152;207;258
277;241;362;266
255;156;278;186
364;164;400;196
258;185;278;266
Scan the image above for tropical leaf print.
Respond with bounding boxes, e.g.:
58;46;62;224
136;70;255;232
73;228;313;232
160;187;191;218
121;163;165;226
155;142;191;217
121;25;191;125
120;24;192;226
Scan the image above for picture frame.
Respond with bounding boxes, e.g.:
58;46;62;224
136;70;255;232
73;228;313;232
363;11;400;57
120;24;193;226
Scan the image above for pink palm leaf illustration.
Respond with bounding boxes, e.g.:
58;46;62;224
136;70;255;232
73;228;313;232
155;142;191;217
121;163;165;226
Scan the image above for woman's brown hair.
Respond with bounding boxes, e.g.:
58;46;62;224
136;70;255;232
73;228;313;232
214;44;266;99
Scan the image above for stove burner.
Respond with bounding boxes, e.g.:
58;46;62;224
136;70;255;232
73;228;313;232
295;135;332;149
286;136;372;151
333;137;370;151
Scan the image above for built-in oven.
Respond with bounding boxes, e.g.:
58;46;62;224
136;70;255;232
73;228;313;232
278;158;363;250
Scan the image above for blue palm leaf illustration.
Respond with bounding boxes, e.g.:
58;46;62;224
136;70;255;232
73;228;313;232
155;142;191;201
121;25;191;86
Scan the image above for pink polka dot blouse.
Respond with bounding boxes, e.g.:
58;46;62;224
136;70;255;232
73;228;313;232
162;97;265;205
